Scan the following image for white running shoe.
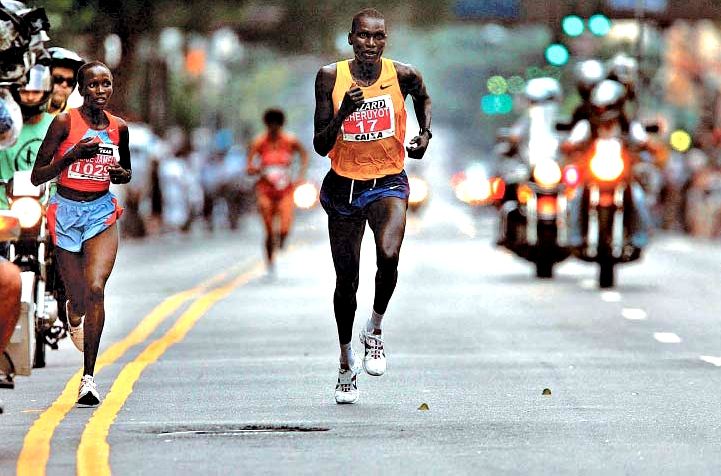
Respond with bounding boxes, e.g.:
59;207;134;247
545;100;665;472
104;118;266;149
66;300;84;352
334;362;361;404
360;328;386;376
77;375;101;407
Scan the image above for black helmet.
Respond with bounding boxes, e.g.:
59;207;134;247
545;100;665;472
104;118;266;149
48;47;83;74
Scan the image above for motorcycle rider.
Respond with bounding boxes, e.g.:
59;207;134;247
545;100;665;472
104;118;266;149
0;64;54;209
563;79;658;256
570;59;607;128
497;77;562;246
47;47;83;116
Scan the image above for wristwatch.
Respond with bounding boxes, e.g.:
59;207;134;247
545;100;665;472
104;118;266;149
419;128;433;139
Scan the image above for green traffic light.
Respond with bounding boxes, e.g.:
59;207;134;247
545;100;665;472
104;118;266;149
588;14;612;36
544;43;569;66
562;15;585;37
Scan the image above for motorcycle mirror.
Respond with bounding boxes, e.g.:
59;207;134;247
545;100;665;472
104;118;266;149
555;122;573;132
644;123;660;134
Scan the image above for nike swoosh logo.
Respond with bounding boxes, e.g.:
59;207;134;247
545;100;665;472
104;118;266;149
380;84;392;90
389;185;399;189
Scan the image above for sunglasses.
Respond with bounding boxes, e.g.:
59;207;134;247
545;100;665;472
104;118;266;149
52;75;76;87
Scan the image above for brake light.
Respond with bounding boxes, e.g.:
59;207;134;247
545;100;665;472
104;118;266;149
490;177;505;200
537;196;557;216
563;165;580;187
517;184;533;204
589;139;625;182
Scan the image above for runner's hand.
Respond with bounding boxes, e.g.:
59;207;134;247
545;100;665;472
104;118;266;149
338;82;364;119
406;134;429;160
71;137;100;161
108;165;131;184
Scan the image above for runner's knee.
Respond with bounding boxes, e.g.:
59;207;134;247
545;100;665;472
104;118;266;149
0;263;20;298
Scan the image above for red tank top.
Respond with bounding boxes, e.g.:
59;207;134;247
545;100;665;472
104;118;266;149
253;132;296;168
54;108;121;192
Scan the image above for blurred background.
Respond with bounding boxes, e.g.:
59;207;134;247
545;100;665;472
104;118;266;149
33;0;721;238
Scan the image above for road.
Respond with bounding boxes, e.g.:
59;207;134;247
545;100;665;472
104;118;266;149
2;179;721;475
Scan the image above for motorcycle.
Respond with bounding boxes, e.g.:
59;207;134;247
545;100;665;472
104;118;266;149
0;171;67;374
567;135;645;288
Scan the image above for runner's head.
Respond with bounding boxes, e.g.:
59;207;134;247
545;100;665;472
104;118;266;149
77;61;113;110
263;108;285;135
348;8;386;65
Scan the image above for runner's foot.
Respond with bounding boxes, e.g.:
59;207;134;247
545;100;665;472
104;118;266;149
77;375;101;407
334;362;361;404
360;328;386;376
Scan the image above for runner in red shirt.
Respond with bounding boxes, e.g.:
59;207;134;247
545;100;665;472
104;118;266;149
31;61;131;406
247;109;308;273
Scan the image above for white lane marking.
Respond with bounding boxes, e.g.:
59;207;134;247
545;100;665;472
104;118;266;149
654;332;682;344
579;279;596;290
601;291;622;303
700;356;721;367
622;308;648;321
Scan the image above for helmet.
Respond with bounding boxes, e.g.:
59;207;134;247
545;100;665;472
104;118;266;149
11;63;51;118
48;47;83;74
590;79;626;123
607;53;638;88
573;59;606;100
524;77;562;104
0;88;22;148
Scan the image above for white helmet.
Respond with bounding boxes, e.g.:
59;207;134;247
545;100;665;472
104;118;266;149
524;77;562;104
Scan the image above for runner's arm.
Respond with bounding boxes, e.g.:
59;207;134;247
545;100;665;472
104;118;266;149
293;138;309;182
313;64;363;156
246;139;261;175
397;63;432;159
109;119;132;184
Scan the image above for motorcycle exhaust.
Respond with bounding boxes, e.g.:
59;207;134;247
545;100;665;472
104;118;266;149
587;186;600;258
612;185;625;258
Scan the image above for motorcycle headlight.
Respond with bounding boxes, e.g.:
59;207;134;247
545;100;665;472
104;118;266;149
10;196;42;228
590;139;625;181
532;159;562;188
293;182;319;209
408;176;429;205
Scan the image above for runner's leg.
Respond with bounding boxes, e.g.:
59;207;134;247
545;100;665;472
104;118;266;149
80;223;118;376
257;192;275;265
366;197;407;316
278;189;295;249
328;214;365;365
55;248;86;325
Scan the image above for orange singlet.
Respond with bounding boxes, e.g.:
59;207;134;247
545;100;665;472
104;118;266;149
252;131;298;199
329;58;407;180
54;108;121;193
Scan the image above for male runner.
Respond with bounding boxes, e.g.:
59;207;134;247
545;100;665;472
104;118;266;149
247;108;308;272
313;8;432;404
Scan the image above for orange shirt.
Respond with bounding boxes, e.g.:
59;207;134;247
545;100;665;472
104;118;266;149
54;108;121;193
251;131;297;168
329;58;407;180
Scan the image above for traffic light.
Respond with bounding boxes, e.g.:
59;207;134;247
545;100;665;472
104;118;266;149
588;14;612;36
561;15;585;37
544;43;569;67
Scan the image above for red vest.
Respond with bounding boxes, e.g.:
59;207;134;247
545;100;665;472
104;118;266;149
54;108;121;192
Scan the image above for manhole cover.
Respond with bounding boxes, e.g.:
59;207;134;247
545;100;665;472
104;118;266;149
156;425;330;437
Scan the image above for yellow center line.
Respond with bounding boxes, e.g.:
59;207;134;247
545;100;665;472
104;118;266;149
16;265;242;476
77;263;264;476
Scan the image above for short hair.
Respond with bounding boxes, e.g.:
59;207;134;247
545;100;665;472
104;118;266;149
351;8;385;33
77;61;111;91
263;108;285;126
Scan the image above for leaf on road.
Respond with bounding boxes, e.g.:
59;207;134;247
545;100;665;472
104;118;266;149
418;403;430;411
542;388;552;396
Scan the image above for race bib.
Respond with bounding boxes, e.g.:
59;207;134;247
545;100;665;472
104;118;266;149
67;143;119;182
263;165;291;191
341;94;395;142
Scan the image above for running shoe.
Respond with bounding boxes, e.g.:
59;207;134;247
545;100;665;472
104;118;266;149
360;328;386;376
77;374;101;407
66;300;84;352
334;362;361;404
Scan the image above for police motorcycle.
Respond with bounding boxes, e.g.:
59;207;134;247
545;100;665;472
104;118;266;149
562;79;656;288
1;171;67;372
496;77;571;278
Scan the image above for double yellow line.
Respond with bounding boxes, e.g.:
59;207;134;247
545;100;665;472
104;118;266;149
17;262;263;476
